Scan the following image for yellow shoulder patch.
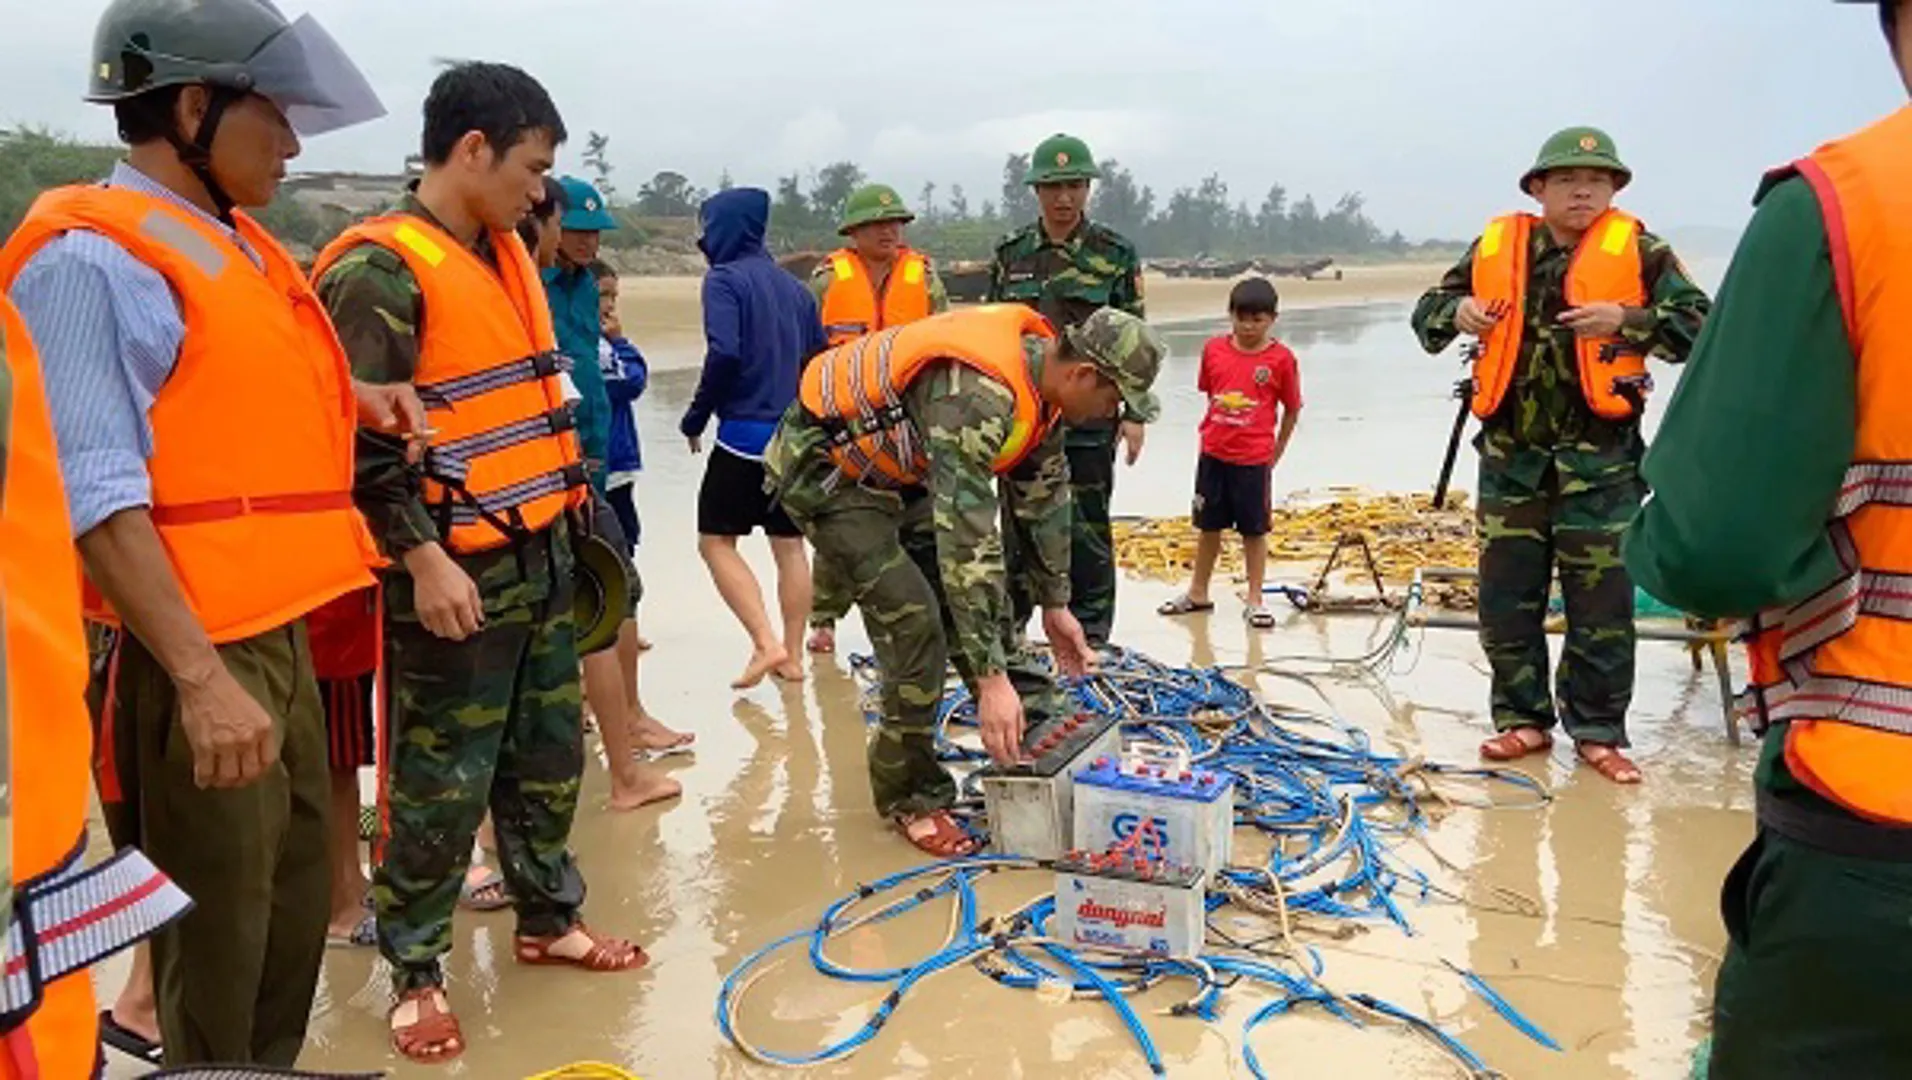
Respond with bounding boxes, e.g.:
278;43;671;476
392;222;446;268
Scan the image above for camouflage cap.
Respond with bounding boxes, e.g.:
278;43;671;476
1063;307;1165;422
1520;126;1632;194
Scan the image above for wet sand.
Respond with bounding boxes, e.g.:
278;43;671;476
98;296;1747;1079
618;262;1445;372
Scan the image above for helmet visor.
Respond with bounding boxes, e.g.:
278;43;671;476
244;14;384;137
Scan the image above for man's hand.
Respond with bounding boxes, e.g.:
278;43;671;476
352;380;433;464
1558;303;1627;338
687;435;703;455
975;673;1028;767
1118;420;1146;466
176;660;279;789
1454;297;1506;336
1041;606;1096;677
402;543;484;641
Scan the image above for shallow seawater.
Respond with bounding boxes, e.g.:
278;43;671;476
100;299;1748;1080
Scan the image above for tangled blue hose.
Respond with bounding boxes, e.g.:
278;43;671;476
727;650;1559;1074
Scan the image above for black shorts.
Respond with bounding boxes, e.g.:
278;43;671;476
698;444;801;538
606;482;640;552
1192;453;1273;537
321;672;376;772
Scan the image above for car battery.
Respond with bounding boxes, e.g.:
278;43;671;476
1053;850;1206;957
1072;743;1236;878
976;711;1123;860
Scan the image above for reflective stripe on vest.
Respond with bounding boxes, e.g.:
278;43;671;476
0;295;190;1075
312;215;586;554
1468;209;1651;422
819;249;933;346
1744;105;1912;825
0;187;378;645
0;845;192;1027
797;305;1056;486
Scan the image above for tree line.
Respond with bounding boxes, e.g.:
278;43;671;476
579;137;1450;263
1;128;1455;265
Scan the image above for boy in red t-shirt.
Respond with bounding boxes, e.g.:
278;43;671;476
1159;277;1301;628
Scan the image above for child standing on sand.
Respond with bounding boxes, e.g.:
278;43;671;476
1159;277;1302;628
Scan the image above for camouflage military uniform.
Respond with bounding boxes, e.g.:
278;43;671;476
765;335;1073;817
986;219;1145;643
316;195;588;993
804;257;950;629
1412;225;1710;745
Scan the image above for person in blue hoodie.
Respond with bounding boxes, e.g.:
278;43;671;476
682;187;827;689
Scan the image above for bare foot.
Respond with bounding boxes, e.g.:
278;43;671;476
773;658;805;682
636;635;654;651
110;1004;160;1046
732;643;789;689
609;766;683;811
807;625;835;654
631;713;695;753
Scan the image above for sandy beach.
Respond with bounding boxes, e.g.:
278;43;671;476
619;262;1446;371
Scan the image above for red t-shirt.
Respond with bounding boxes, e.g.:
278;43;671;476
1198;335;1302;465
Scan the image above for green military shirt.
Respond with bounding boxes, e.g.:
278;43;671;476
1622;175;1858;808
985;218;1144;329
986;218;1144;440
1412;221;1712;494
773;336;1070;677
805;250;950;315
315;194;574;617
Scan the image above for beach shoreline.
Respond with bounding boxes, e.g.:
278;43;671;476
620;261;1445;371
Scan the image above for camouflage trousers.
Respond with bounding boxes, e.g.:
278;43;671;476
375;582;587;992
1477;461;1641;746
1011;428;1118;644
776;473;1068;818
810;483;930;628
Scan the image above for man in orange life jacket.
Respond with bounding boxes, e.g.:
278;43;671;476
313;62;646;1064
1411;128;1710;785
0;0;421;1066
1626;2;1912;1073
0;294;192;1078
802;183;949;654
765;305;1164;857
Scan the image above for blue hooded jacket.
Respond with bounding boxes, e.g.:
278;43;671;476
680;188;826;457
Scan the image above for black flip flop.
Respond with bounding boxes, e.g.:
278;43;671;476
99;1009;162;1064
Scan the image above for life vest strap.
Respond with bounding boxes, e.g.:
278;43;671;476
1757;785;1912;861
431;404;578;466
824;321;870;339
445;463;589;528
1835;460;1912;518
0;843;191;1032
148;490;355;527
416;350;568;410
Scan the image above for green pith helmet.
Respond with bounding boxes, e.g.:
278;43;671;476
573;531;633;656
86;0;384;138
1063;307;1166;423
838;184;915;234
1024;133;1101;185
1520;126;1632;194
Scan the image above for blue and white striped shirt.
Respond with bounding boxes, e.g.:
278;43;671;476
7;162;259;537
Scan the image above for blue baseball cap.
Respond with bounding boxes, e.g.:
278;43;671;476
558;176;617;232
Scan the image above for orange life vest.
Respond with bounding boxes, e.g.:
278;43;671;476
0;185;378;646
313;215;586;554
1468;209;1651;422
1742;106;1912;826
819;248;932;345
0;296;190;1079
798;304;1058;486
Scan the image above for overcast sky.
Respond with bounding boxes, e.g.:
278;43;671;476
3;0;1904;239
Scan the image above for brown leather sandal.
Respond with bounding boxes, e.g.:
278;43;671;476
515;924;649;971
1577;743;1643;785
390;987;463;1064
1479;728;1554;762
